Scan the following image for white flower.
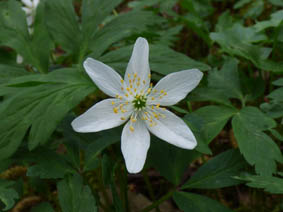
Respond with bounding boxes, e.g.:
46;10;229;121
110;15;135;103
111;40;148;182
21;0;40;27
72;37;203;173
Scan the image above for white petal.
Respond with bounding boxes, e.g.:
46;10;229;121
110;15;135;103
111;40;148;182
148;69;203;106
26;15;33;27
121;120;150;173
145;108;197;149
33;0;40;8
16;55;24;64
22;7;32;15
84;58;124;98
72;98;133;133
125;37;151;92
21;0;32;7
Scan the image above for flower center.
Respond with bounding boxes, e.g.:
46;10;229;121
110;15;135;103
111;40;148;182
132;94;147;110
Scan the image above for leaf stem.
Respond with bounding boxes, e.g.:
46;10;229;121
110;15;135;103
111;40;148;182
140;190;175;212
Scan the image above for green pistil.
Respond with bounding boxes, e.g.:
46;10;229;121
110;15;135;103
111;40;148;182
132;95;147;110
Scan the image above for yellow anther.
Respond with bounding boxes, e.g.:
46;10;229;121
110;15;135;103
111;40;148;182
126;87;130;92
121;117;126;120
128;73;131;78
151;97;155;100
121;87;124;91
134;73;137;78
119;96;123;100
144;116;148;120
130;126;134;132
149;123;153;127
125;101;129;105
121;109;127;113
164;92;167;96
145;112;148;115
111;101;115;105
137;77;141;81
156;104;160;108
141;117;145;120
153;113;158;118
131;118;137;123
134;88;137;92
120;79;124;83
137;82;140;87
119;104;124;109
143;80;146;84
153;89;158;93
125;93;129;97
162;107;166;111
147;88;151;93
116;94;119;98
130;84;133;89
151;105;154;109
150;83;153;88
129;79;132;83
148;74;151;78
130;91;133;95
160;90;164;94
113;107;118;114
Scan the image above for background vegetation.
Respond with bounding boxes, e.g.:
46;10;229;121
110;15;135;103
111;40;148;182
0;0;282;211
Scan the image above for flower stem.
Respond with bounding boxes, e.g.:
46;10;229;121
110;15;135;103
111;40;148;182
140;190;175;212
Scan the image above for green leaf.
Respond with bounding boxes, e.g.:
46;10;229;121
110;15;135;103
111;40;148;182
184;105;237;144
189;87;232;106
0;64;29;84
253;10;283;32
273;78;283;86
0;180;19;211
46;0;161;63
207;58;244;100
260;102;283;119
173;191;233;212
45;0;81;56
210;19;283;73
232;107;283;176
0;68;95;159
182;149;247;189
147;137;201;185
57;174;98;212
235;175;283;194
233;0;252;9
0;0;50;73
26;150;76;179
31;202;55;212
84;129;121;171
99;44;210;76
268;87;283;101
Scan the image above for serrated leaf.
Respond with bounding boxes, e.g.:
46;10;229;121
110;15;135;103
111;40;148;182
253;10;283;32
27;150;75;179
0;180;19;211
184;105;237;144
45;0;161;63
99;44;210;76
0;64;29;84
173;191;233;212
207;58;244;100
210;19;283;73
232;107;283;176
0;68;95;159
236;175;283;194
57;174;98;212
147;137;201;185
182;149;247;189
0;0;50;73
